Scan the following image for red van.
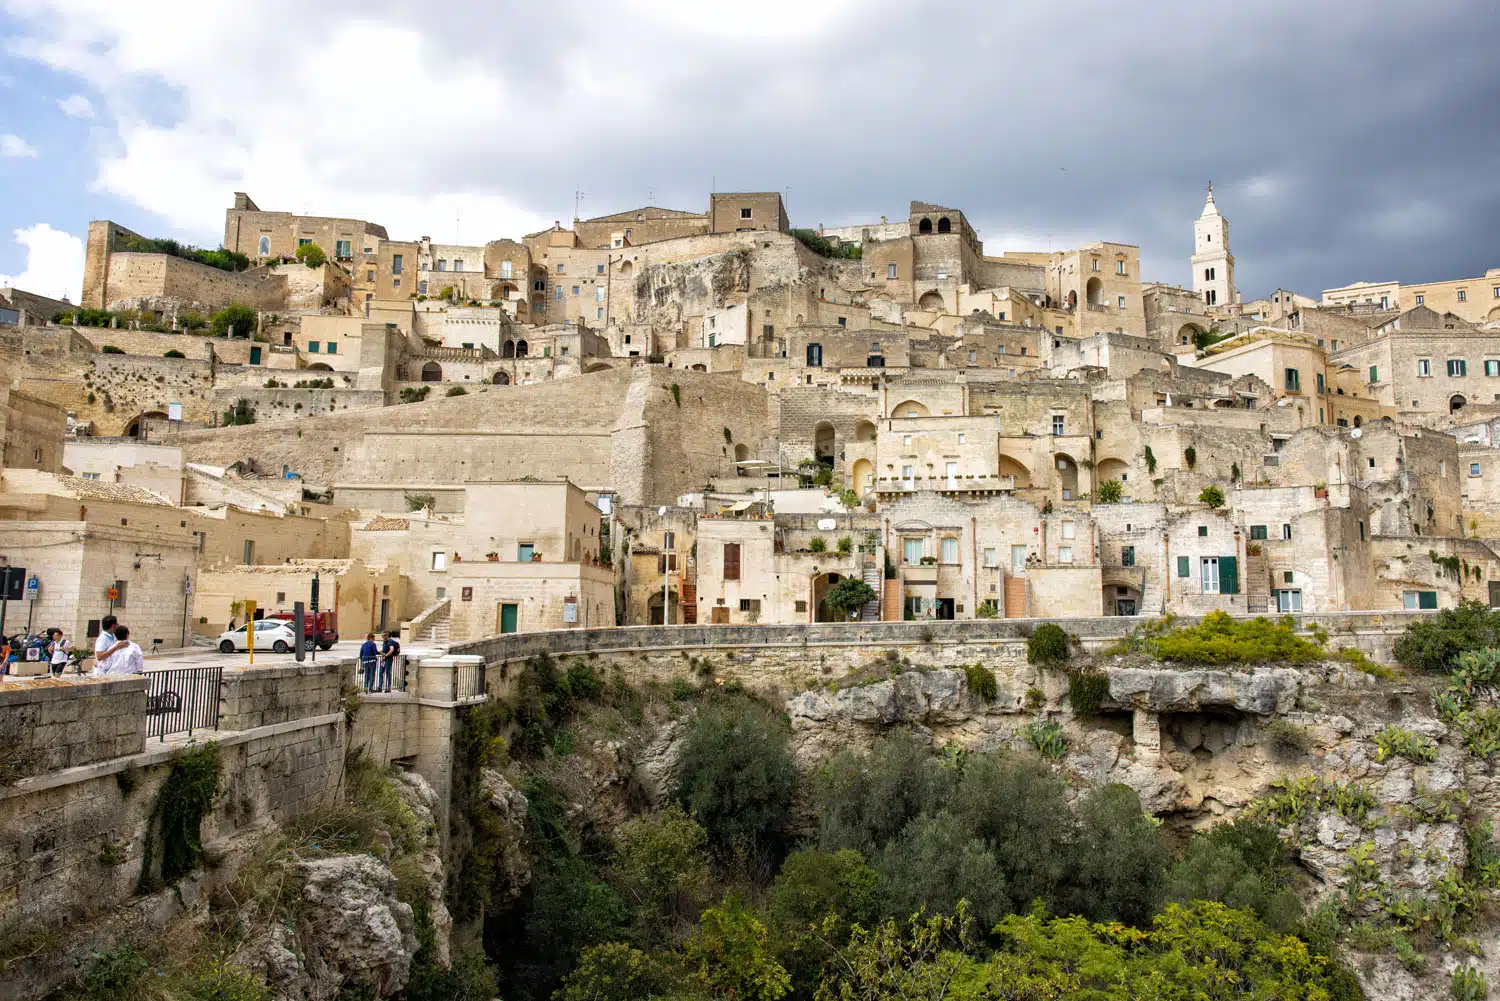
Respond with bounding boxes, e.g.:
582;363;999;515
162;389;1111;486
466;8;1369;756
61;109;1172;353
263;611;339;650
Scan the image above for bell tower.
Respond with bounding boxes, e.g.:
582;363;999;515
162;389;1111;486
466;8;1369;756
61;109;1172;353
1191;183;1235;309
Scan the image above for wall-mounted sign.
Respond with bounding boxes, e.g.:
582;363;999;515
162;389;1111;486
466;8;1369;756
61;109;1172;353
461;587;473;602
168;402;184;421
106;586;120;601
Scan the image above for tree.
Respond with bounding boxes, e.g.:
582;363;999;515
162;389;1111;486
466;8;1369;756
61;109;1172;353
685;899;792;1001
875;811;1009;928
770;848;881;932
824;578;877;620
1165;818;1303;933
294;241;327;268
815;729;954;854
672;697;797;859
611;803;711;936
1199;484;1225;508
813;905;978;1001
1066;784;1170;926
210;303;257;338
952;753;1076;914
555;943;671;1001
1095;479;1123;503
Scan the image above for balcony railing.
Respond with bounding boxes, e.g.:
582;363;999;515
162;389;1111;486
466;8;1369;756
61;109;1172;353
142;666;222;740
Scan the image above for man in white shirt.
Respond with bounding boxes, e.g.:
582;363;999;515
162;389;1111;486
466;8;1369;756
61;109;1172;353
93;615;118;669
96;624;144;675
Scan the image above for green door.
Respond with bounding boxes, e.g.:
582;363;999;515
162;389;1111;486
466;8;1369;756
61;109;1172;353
499;603;518;634
1220;556;1239;595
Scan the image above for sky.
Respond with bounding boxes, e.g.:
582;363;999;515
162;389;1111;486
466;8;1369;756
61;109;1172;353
1;0;1498;306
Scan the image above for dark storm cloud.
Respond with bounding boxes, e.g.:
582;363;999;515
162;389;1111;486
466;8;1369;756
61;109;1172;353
277;0;1500;295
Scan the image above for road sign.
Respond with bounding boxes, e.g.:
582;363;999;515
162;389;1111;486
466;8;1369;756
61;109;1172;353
107;586;120;601
184;577;193;595
24;576;40;601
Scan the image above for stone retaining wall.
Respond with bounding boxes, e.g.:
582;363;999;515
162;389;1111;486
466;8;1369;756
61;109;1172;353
217;659;349;731
0;677;146;785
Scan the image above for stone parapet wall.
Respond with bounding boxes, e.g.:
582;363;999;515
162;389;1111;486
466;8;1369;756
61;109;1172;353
217;658;350;731
0;676;147;783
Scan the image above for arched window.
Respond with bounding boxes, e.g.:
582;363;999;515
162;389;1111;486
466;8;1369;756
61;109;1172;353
420;362;442;382
937;217;951;234
516;340;529;358
918;218;933;235
502;339;515;358
258;236;270;256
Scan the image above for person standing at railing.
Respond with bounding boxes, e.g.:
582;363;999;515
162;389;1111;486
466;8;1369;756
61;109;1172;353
95;625;144;675
359;633;379;693
379;631;400;693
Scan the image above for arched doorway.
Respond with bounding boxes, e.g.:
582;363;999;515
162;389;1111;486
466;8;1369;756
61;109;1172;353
1178;322;1203;346
1451;395;1467;414
733;443;750;475
853;420;877;442
306;362;333;372
502;340;515;358
1054;453;1079;499
998;454;1032;488
1067;290;1078;309
918;218;933;235
852;458;875;497
516;340;529;358
492;371;510;385
813;422;836;466
918;291;944;311
1096;457;1129;491
812;571;851;622
1353;415;1362;428
421;362;442;382
1085;277;1104;307
937;217;951;234
125;410;168;439
647;590;678;626
891;399;929;418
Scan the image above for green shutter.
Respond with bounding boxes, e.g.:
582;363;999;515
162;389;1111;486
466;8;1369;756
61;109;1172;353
1220;556;1239;595
1419;591;1438;610
1177;556;1190;578
1369;365;1378;383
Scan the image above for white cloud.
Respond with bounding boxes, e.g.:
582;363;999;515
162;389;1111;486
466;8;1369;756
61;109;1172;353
0;223;85;302
57;92;94;118
0;133;38;158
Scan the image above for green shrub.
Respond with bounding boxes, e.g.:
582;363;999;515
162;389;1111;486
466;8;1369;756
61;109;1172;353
1066;671;1110;715
1266;719;1311;759
180;310;207;330
101;344;125;354
222;398;256;426
964;664;998;702
445;386;467;397
823;578;876;620
1393;600;1500;674
1374;725;1438;764
1198;484;1225;508
163;349;185;358
1027;623;1071;666
1022;719;1068;761
1184;445;1197;469
1249;776;1379;828
1333;646;1394;679
814;730;954;854
118;234;248;272
1095;479;1123;503
209;303;257;338
404;492;435;512
875;811;1009;928
837;535;853;555
400;386;431;404
294;241;328;267
1150;611;1323;665
790;228;861;259
1452;966;1489;1001
808;536;827;553
1166;817;1303;932
1144;445;1157;473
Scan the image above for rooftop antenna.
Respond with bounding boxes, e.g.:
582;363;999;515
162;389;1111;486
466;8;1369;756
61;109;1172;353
648;187;654;205
574;187;585;222
455;207;461;245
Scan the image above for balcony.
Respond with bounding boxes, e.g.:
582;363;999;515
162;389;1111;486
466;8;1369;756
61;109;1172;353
902;564;939;585
1087;303;1109;312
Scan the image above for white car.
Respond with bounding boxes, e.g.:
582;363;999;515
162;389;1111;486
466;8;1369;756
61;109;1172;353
217;621;298;654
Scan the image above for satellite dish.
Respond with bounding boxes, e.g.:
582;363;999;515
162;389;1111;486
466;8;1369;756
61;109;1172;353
817;518;837;531
1351;428;1362;439
657;506;667;516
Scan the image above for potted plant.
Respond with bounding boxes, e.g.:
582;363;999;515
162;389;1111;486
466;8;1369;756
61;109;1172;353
1314;482;1329;499
453;553;462;562
486;552;499;562
531;552;543;562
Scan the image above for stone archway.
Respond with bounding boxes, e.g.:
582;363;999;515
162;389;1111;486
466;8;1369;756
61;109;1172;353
1054;452;1079;499
891;399;930;418
1096;457;1129;490
998;453;1032;488
421;362;442;381
918;291;944;312
813;422;836;466
937;217;951;234
502;340;515;358
852;458;875;497
812;571;851;622
918;218;933;235
853;420;877;442
492;371;510;385
1086;277;1104;307
1452;395;1468;414
516;340;529;358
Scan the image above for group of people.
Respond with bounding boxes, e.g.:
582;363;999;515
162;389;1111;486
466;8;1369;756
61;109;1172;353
358;631;401;693
0;615;143;677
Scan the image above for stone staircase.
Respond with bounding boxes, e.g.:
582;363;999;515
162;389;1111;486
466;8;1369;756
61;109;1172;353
401;597;452;647
860;563;883;622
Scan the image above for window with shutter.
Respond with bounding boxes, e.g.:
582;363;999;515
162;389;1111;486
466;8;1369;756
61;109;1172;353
723;543;741;581
1177;556;1190;577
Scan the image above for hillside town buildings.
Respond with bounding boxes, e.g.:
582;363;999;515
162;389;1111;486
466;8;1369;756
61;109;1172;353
4;183;1500;651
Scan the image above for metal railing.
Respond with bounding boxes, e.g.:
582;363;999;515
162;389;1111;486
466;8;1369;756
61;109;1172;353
143;666;222;740
353;655;409;694
454;661;486;701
